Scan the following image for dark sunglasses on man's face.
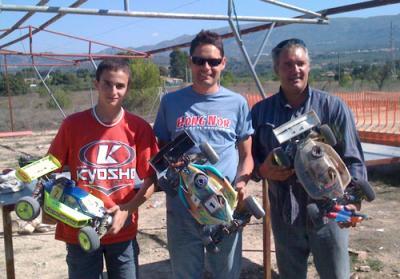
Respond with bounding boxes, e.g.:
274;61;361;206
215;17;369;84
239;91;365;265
191;56;223;67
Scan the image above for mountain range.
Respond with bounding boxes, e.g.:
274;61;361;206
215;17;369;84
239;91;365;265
4;14;400;70
137;13;400;66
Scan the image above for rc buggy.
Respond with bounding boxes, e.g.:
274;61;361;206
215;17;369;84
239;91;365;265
150;131;265;253
266;110;375;226
14;155;112;253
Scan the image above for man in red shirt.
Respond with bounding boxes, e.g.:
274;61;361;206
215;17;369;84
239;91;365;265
48;58;159;279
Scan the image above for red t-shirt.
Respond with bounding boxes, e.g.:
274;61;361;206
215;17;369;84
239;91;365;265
48;108;158;244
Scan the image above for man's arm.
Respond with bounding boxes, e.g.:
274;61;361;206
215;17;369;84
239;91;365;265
107;176;156;235
234;136;254;203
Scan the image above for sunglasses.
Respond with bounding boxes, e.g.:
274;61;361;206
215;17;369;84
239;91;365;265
275;38;306;49
191;56;223;67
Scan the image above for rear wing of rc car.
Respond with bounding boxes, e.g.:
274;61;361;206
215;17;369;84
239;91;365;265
16;154;61;183
150;131;195;174
273;110;321;144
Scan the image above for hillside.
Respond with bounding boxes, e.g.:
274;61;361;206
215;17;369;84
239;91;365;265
4;14;400;71
144;14;400;66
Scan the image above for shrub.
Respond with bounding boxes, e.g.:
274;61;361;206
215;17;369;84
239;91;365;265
46;89;72;109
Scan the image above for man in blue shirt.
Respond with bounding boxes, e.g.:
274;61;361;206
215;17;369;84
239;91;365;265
153;30;254;279
251;38;367;279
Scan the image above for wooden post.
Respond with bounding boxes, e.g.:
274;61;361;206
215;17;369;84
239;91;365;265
2;205;16;279
262;179;271;279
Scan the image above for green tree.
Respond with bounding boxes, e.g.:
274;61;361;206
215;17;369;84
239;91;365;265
0;73;29;96
169;49;188;80
339;72;352;87
220;71;235;87
123;59;161;117
367;63;392;90
130;59;160;89
46;88;72;109
159;66;169;77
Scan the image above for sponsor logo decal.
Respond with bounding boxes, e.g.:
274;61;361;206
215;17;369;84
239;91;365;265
77;140;137;196
176;114;231;129
79;140;134;167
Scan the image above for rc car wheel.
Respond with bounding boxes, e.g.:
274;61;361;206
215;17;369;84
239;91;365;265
320;124;337;146
201;234;213;245
244;196;265;220
15;196;41;221
306;203;325;227
272;147;291;168
78;226;100;253
205;242;220;254
201;230;220;253
352;177;376;202
199;142;219;164
158;174;178;197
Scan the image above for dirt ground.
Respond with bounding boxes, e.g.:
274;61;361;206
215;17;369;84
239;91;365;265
1;131;400;279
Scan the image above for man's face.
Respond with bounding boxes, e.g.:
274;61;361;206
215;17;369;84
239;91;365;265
276;46;310;96
189;44;226;94
95;69;129;109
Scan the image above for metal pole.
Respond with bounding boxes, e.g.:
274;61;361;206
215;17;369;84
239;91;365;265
32;64;67;119
259;0;324;18
43;66;55;82
124;0;130;11
0;0;50;40
227;1;269;278
0;0;88;49
227;0;266;98
253;22;275;66
0;4;328;24
3;55;15;132
89;53;98;108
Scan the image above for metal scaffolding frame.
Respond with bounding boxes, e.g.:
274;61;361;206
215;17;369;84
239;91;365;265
2;0;400;98
0;24;150;131
1;1;400;279
0;0;331;133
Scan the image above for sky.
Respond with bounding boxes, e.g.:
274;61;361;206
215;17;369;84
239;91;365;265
1;0;400;53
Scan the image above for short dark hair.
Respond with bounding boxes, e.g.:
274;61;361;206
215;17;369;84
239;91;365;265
96;58;132;83
272;38;308;72
190;30;224;57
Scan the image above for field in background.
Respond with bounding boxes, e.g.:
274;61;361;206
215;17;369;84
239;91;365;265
2;80;400;133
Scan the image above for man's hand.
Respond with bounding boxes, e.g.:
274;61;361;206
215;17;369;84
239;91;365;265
106;205;130;235
259;152;295;181
337;203;363;228
235;181;247;203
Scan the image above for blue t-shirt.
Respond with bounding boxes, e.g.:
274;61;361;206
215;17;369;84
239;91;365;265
251;86;367;225
153;85;254;214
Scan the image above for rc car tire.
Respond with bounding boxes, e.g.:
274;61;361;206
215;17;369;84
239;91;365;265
320;124;337;146
244;196;265;219
201;234;213;246
199;142;219;164
352;177;376;202
158;176;178;197
78;226;100;253
15;196;41;221
205;242;220;254
272;147;291;168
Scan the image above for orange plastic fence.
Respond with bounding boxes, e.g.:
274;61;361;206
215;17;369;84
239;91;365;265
0;130;33;138
243;92;400;147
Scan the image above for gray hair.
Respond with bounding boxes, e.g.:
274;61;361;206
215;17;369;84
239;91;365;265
272;38;309;72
